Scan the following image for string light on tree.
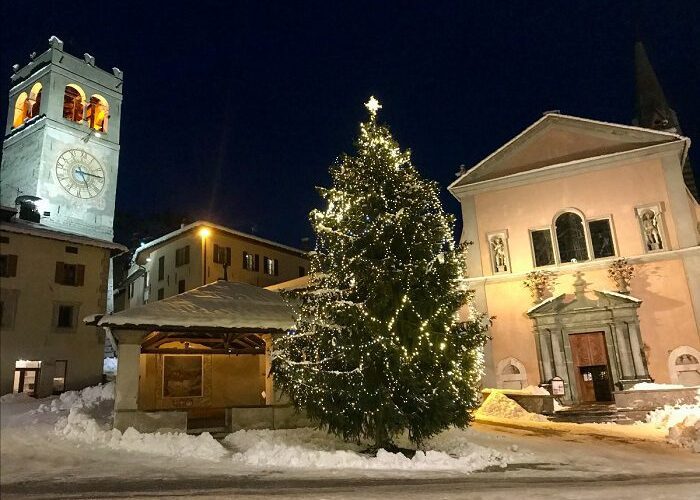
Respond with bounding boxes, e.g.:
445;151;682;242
271;97;489;451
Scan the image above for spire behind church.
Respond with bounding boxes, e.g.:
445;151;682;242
634;41;698;199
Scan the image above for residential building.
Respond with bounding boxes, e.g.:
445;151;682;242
0;207;126;396
122;221;308;308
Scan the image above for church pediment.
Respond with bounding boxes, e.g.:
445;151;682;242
527;289;641;317
452;113;683;187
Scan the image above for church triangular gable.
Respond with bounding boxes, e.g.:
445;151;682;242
452;113;683;187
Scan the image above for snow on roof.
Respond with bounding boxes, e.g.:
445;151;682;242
96;280;295;331
265;275;310;291
599;290;642;303
133;220;306;263
0;220;127;252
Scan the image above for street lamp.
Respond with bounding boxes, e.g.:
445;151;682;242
199;227;210;285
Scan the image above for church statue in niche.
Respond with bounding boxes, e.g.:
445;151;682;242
488;232;510;273
640;209;663;251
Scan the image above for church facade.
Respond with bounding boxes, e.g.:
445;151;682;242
0;37;126;396
450;112;700;403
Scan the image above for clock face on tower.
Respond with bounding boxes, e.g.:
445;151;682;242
55;149;106;199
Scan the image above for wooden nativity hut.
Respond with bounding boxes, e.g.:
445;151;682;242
87;280;308;434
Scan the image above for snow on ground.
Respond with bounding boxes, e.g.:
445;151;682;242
1;382;508;479
475;390;548;422
644;388;700;452
225;427;505;471
631;382;689;391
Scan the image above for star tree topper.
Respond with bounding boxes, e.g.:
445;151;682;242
365;95;382;119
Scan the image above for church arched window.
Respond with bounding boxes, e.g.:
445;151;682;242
12;92;28;128
554;211;589;263
28;82;42;118
86;94;109;132
63;84;85;123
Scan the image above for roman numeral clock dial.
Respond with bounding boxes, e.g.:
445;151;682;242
55;149;106;199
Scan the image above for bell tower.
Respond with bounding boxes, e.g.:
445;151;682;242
1;36;123;241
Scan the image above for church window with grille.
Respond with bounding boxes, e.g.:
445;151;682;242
530;229;555;267
555;212;589;263
589;218;615;259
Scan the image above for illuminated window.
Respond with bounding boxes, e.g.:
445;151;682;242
242;251;259;271
264;256;279;276
53;360;67;394
28;82;42;117
63;84;85;122
12;92;28;128
214;244;232;265
86;94;109;132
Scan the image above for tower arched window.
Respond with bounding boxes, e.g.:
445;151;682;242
63;84;85;123
12;92;28;128
86;94;109;132
28;82;42;118
554;211;589;263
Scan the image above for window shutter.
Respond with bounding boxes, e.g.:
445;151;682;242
76;264;85;286
254;254;260;272
55;262;64;284
226;247;231;266
274;259;279;276
185;245;190;264
213;244;220;264
263;256;268;274
8;255;17;277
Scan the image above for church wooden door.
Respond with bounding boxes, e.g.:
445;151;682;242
569;332;612;402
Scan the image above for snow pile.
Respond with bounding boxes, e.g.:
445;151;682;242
475;390;548;422
225;427;506;472
644;389;700;452
56;408;226;461
631;382;687;391
103;357;118;378
33;382;115;414
0;392;36;403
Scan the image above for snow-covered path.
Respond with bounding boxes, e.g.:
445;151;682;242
2;386;700;498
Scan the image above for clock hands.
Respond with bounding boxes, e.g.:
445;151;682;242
74;167;104;180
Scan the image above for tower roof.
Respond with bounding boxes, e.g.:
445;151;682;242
634;41;679;132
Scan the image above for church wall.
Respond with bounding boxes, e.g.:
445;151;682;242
472;157;676;277
483;258;699;388
0;230;110;396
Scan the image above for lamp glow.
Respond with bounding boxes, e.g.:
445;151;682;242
199;227;210;238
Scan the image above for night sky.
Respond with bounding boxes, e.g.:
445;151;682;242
1;1;699;248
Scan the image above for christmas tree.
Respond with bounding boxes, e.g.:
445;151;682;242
271;97;488;450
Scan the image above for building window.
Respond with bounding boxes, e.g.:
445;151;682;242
63;84;85;122
175;245;190;267
157;288;164;300
0;289;19;329
298;266;306;277
86;95;108;132
554;212;589;263
13;92;29;128
178;279;186;294
128;282;135;299
158;256;165;281
56;304;76;329
0;236;9;244
589;219;615;259
53;360;67;394
264;257;279;276
13;360;41;397
0;254;18;277
530;229;555;267
55;262;85;286
242;251;259;271
214;244;231;265
65;246;78;254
